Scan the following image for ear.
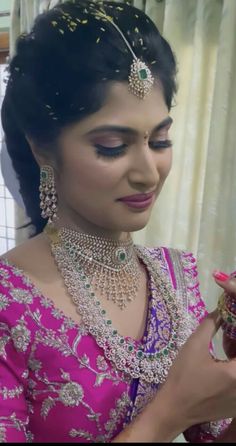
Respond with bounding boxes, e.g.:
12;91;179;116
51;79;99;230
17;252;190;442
25;134;53;168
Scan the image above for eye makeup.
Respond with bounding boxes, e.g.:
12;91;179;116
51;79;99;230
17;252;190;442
95;139;172;159
95;143;128;158
89;116;173;159
149;139;172;150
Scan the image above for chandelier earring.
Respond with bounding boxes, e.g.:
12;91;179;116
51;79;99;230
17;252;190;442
39;165;58;224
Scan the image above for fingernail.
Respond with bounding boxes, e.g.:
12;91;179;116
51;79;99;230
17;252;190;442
213;270;230;282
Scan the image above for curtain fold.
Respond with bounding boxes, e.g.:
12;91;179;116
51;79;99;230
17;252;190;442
9;0;236;308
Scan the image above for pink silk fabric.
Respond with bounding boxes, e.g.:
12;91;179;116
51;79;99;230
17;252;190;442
0;248;231;442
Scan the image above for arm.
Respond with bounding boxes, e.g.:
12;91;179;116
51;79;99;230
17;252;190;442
0;262;31;442
114;251;236;443
0;317;30;442
111;310;236;443
112;388;185;443
177;252;232;443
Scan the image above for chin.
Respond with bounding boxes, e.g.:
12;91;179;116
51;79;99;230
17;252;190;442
115;213;151;233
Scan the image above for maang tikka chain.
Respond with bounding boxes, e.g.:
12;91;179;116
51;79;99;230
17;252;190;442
93;10;154;99
39;165;58;224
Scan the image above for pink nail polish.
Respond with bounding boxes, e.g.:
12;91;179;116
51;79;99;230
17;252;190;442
213;270;230;281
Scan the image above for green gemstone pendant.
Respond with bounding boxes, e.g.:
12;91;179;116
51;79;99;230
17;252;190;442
115;248;127;264
128;58;154;99
138;68;148;80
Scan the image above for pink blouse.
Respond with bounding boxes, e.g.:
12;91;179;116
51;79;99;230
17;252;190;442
0;247;231;442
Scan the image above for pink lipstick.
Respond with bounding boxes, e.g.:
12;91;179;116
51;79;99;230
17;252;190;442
117;192;155;209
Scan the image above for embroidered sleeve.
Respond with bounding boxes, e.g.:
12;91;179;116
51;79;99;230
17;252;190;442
176;251;232;443
0;264;31;442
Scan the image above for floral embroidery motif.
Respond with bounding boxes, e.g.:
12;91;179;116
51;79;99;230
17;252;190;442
104;392;130;435
59;382;84;407
69;428;105;442
0;268;10;279
96;355;108;371
0;333;10;359
0;386;24;399
0;293;10;311
0;256;232;443
0;413;32;443
10;288;33;304
11;321;31;352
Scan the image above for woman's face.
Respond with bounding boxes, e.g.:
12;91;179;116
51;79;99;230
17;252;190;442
53;82;173;238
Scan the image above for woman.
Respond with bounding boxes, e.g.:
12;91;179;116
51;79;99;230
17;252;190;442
0;0;236;442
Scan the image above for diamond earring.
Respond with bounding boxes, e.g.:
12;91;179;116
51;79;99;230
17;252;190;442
39;165;58;224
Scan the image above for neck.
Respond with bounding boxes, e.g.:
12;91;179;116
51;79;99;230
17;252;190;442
55;213;130;242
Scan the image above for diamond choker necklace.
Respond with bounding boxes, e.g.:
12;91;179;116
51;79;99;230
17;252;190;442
45;225;141;310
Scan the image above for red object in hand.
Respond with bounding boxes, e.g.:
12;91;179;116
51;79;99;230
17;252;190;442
223;331;236;359
222;288;236;359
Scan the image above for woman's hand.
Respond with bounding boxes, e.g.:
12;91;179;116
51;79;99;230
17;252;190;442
151;310;236;434
115;279;236;443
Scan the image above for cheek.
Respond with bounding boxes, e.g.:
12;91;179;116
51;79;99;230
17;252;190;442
157;149;172;180
60;153;123;193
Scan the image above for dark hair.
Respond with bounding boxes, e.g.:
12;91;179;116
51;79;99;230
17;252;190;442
1;0;177;236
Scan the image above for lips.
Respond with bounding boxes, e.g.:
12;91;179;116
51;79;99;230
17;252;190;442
118;192;155;202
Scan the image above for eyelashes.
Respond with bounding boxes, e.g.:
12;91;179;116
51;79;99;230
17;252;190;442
95;140;173;159
149;140;172;150
95;143;127;158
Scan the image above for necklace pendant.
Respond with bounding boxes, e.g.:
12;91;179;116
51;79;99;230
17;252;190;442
115;247;127;264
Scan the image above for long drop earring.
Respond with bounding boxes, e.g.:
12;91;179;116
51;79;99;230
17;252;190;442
39;165;58;224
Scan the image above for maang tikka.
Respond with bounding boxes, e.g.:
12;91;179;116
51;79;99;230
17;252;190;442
39;165;58;224
92;10;154;99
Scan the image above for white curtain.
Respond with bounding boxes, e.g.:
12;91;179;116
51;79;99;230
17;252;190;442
9;0;236;311
131;0;236;316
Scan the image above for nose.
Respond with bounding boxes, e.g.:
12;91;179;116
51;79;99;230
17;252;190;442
128;144;159;190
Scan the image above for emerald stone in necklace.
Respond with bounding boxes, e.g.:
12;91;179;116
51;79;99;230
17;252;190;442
115;248;127;264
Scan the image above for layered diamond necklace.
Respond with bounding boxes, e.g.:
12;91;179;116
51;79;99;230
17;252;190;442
45;224;192;383
50;225;141;310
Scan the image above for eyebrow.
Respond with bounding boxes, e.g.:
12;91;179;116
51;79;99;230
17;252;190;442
85;116;173;137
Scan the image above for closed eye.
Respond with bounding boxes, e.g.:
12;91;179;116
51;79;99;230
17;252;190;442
149;140;172;150
95;143;128;158
94;139;172;159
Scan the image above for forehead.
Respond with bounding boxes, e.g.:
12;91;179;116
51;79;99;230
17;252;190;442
71;81;169;135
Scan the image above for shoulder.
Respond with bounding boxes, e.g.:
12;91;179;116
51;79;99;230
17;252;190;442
1;231;56;288
0;233;52;326
1;232;46;272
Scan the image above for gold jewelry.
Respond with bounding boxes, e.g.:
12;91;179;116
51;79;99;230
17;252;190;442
45;224;193;383
217;292;225;313
217;292;236;327
50;5;154;101
39;165;58;224
46;225;141;310
93;10;154;99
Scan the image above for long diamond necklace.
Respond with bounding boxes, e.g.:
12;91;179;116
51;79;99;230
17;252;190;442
45;224;192;384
